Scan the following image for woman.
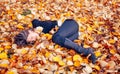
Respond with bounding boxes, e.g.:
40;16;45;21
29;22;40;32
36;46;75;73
14;19;97;64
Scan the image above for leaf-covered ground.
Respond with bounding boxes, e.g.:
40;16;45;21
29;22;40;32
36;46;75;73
0;0;120;74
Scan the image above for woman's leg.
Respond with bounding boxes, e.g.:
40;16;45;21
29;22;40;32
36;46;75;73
54;19;79;39
68;32;79;41
52;34;96;64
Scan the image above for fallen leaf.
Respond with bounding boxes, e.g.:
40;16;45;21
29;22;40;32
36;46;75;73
58;61;65;66
95;50;102;57
74;61;81;67
73;54;83;62
0;52;8;59
53;56;61;62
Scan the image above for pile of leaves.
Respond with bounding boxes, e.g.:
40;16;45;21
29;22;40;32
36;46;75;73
0;0;120;74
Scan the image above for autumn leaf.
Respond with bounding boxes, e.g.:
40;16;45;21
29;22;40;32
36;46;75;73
6;71;14;74
0;64;8;68
17;24;24;29
73;54;83;62
95;50;102;57
74;61;81;67
108;39;115;44
110;49;116;55
58;61;65;66
83;44;90;48
5;45;11;49
0;52;8;59
53;56;61;62
94;65;101;71
0;47;4;52
45;52;51;57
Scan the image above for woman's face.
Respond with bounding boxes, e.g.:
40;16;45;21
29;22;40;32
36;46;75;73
27;30;39;42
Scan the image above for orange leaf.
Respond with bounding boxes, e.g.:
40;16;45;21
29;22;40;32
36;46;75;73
17;24;24;29
109;39;115;44
68;50;76;56
69;66;74;71
110;49;116;55
74;61;81;67
5;45;11;49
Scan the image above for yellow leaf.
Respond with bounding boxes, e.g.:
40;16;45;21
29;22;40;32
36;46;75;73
12;15;16;20
83;44;90;48
0;52;8;59
0;64;8;68
66;56;72;61
45;52;51;57
79;27;85;32
53;56;61;62
87;26;93;31
109;39;115;44
47;34;52;40
81;34;88;39
58;61;65;66
21;49;28;54
94;21;99;28
7;71;14;74
28;23;32;27
65;11;71;17
74;61;80;67
76;3;82;7
55;44;59;49
97;31;102;34
110;49;116;55
94;65;100;71
80;17;87;22
95;51;101;57
17;24;24;29
44;33;52;40
5;45;11;49
0;47;4;51
23;65;29;69
73;54;83;62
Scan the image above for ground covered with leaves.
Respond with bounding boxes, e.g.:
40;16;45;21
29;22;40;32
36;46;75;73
0;0;120;74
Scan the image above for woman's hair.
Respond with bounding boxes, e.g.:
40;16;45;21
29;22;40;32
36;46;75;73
14;30;29;46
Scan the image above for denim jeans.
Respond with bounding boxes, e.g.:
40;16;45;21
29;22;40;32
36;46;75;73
52;19;79;48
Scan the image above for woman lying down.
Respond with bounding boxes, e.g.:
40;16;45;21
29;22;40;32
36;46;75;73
14;19;97;64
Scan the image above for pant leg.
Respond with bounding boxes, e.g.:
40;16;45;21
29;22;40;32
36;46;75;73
52;19;79;47
54;19;79;38
68;32;79;41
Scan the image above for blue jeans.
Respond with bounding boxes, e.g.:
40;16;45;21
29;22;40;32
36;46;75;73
32;19;79;48
52;19;79;48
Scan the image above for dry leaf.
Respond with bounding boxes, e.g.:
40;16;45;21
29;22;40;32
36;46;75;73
0;52;8;59
53;56;61;62
95;50;102;57
58;61;65;66
73;54;83;62
92;42;100;48
74;61;81;67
